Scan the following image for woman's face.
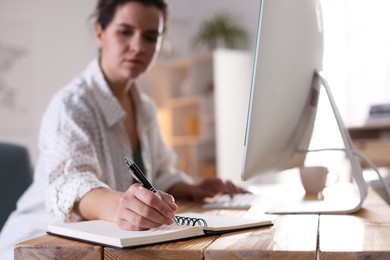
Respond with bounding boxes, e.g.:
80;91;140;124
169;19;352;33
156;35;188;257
96;2;163;86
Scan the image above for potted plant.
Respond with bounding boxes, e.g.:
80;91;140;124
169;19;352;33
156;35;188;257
192;13;248;50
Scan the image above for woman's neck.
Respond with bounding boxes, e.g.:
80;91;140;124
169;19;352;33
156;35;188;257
99;58;134;99
110;80;134;100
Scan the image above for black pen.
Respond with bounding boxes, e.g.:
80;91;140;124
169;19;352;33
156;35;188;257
124;157;179;225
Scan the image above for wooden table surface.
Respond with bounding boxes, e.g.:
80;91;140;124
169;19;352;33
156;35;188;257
14;185;390;260
319;187;390;259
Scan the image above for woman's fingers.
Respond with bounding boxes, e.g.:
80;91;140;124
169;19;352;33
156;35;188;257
225;180;245;197
197;178;245;199
159;190;178;211
116;184;176;230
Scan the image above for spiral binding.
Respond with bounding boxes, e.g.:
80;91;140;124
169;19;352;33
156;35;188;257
174;216;208;227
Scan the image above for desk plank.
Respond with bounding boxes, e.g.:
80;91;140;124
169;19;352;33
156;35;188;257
319;188;390;259
205;215;318;260
105;235;218;260
14;234;102;260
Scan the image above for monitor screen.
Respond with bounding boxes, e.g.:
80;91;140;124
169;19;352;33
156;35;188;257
241;0;323;181
240;0;367;213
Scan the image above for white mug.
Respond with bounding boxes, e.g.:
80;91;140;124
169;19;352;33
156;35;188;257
299;166;329;195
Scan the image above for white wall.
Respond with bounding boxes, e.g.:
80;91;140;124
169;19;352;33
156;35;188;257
0;0;260;165
0;0;97;163
320;0;390;126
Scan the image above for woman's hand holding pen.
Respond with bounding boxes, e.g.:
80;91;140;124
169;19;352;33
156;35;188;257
116;158;244;231
116;183;178;231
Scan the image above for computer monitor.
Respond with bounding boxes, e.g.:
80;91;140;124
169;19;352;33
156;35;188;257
241;0;368;214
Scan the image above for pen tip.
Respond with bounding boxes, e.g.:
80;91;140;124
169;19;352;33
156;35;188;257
124;157;134;165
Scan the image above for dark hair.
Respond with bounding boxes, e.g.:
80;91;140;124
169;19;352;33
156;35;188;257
93;0;168;31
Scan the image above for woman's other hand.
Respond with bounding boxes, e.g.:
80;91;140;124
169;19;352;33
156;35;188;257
168;178;245;202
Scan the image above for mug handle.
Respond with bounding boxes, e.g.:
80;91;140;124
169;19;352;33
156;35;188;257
326;168;340;186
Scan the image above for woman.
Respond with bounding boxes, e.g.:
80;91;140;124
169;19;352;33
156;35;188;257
0;0;242;258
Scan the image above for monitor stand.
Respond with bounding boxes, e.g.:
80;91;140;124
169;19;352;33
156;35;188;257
266;70;368;214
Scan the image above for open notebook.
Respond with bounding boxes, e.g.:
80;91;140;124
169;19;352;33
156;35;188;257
47;212;273;248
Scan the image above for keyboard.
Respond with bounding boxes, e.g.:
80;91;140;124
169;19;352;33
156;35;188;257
202;193;260;210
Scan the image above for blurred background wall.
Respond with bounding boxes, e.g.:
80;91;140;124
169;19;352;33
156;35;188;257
0;0;259;165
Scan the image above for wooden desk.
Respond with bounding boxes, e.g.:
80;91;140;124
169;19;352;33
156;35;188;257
15;187;390;260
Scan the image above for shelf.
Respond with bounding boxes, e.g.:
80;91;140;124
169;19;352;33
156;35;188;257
348;124;390;140
348;124;390;168
151;53;216;180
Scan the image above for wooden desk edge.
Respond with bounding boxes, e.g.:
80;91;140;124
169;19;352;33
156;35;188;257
14;234;103;260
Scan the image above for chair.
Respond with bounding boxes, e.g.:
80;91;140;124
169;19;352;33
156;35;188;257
0;142;33;231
